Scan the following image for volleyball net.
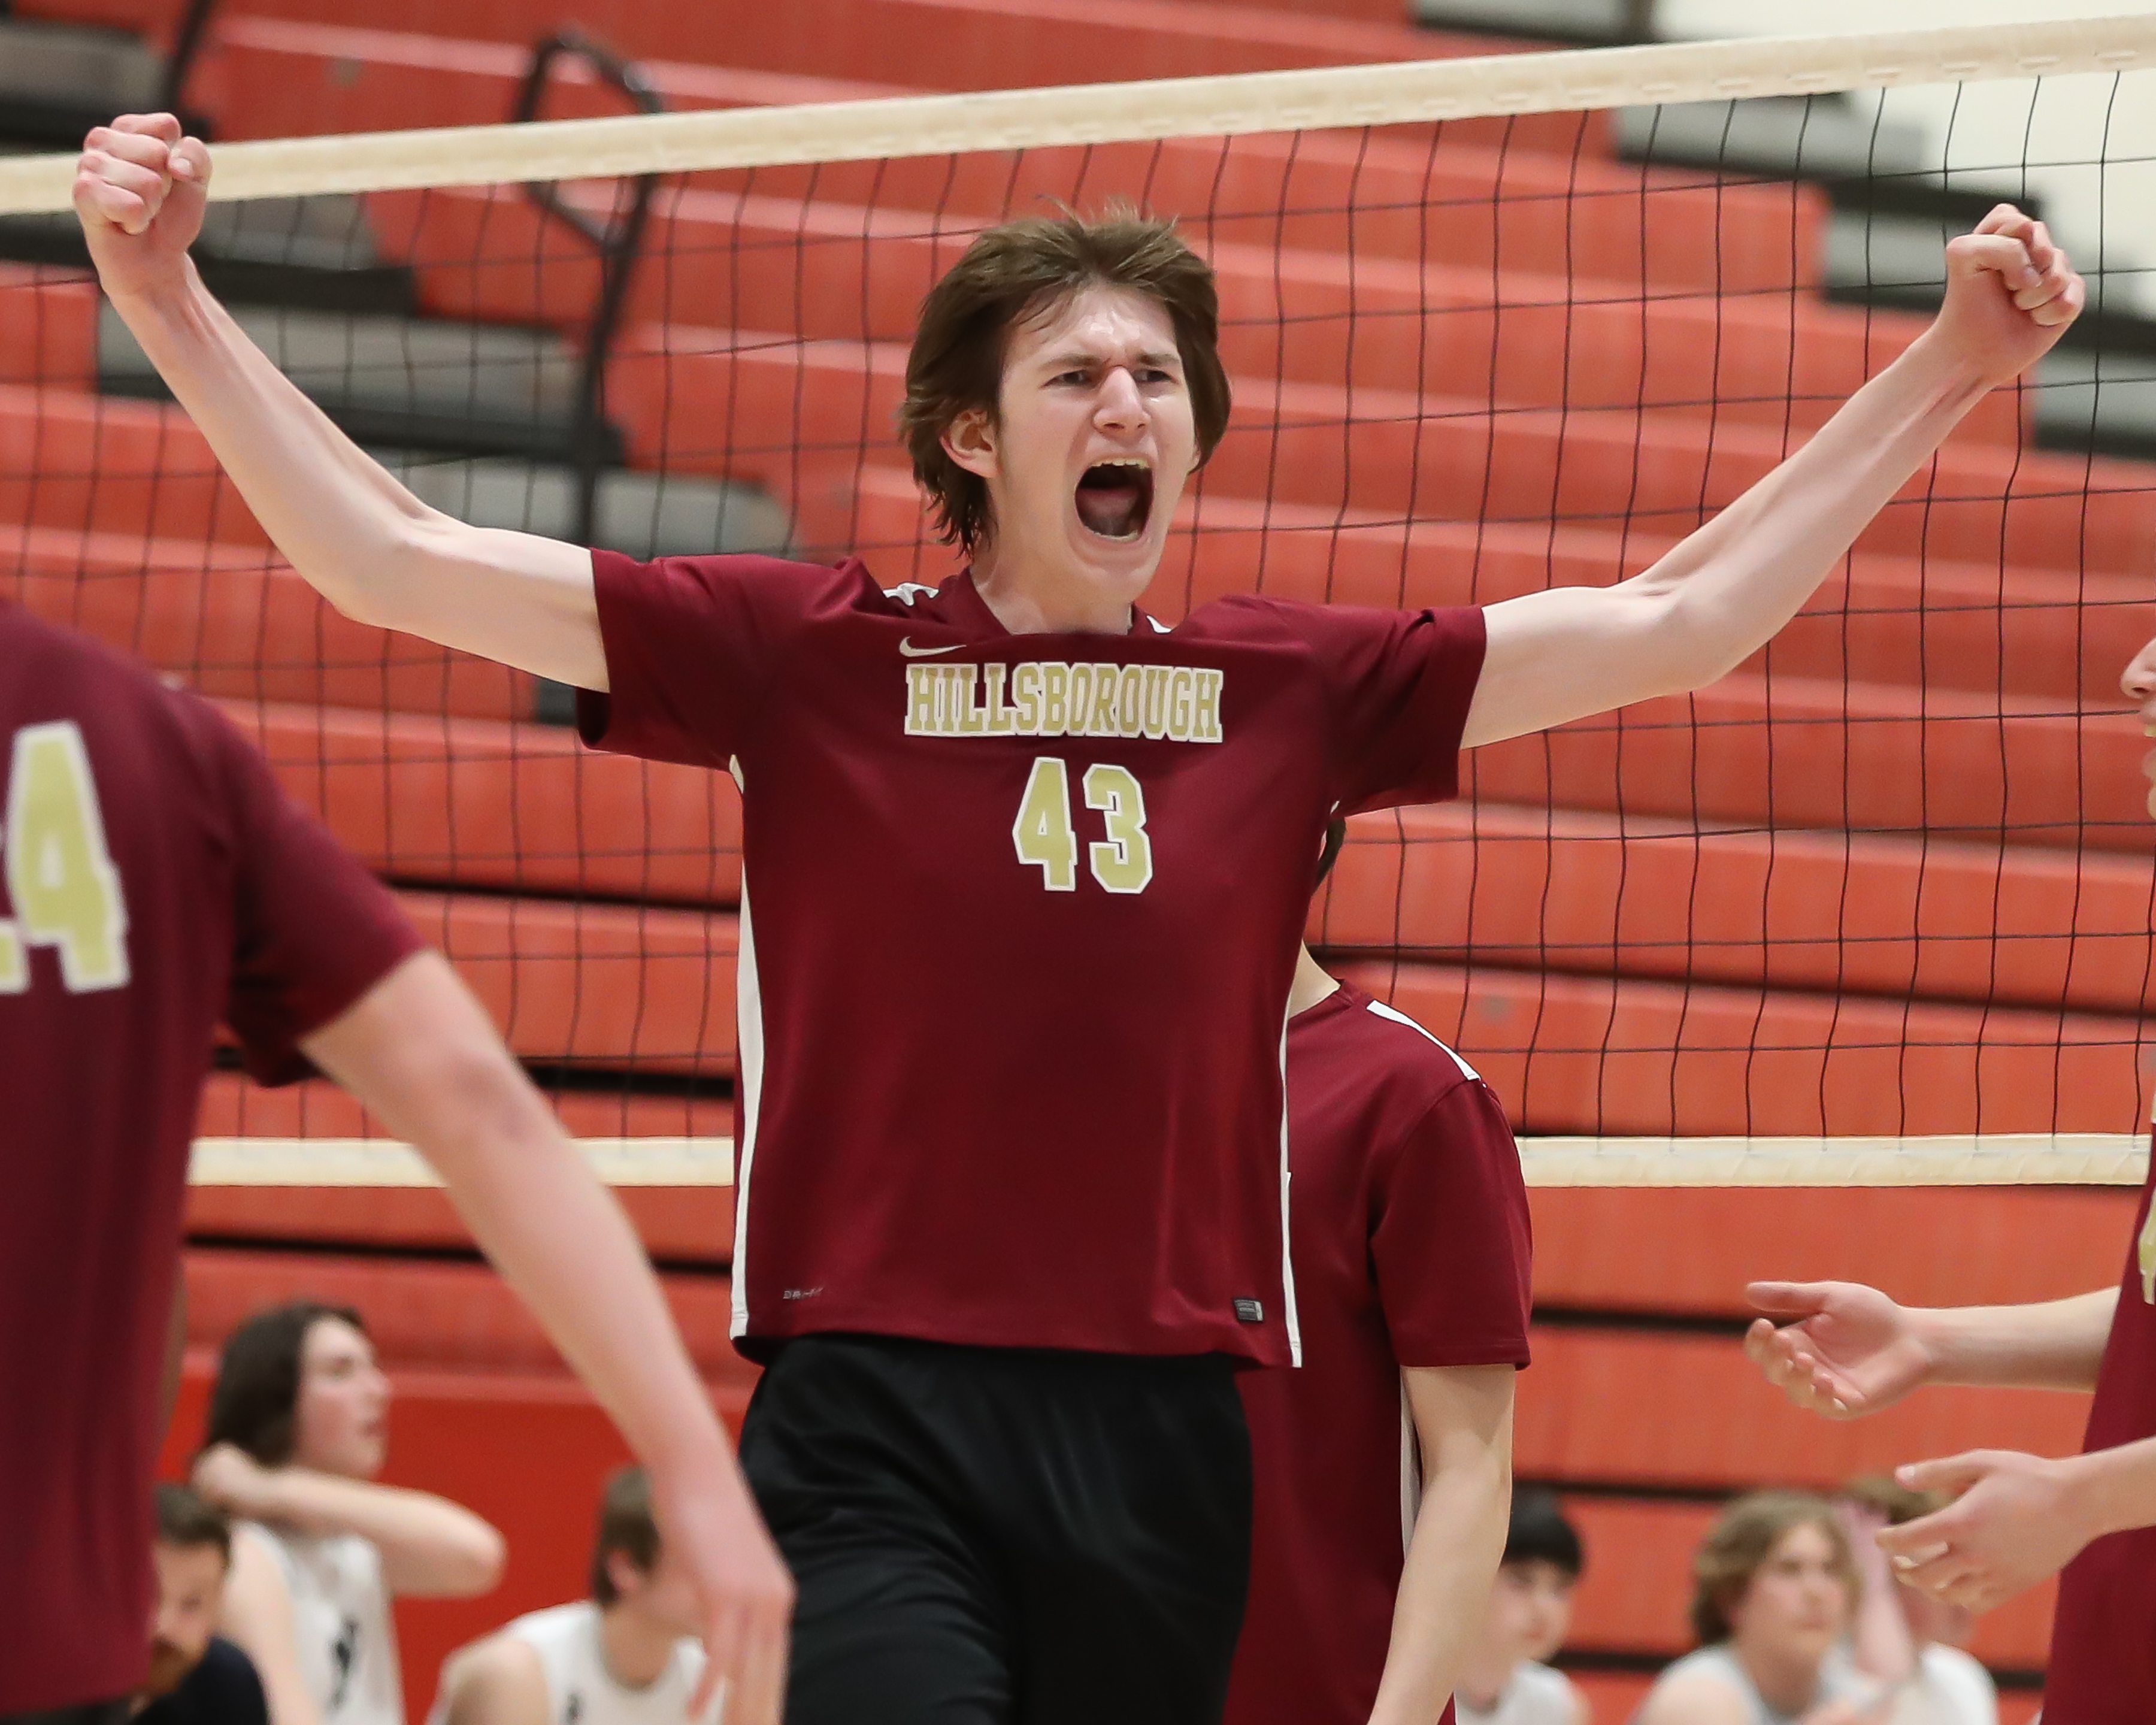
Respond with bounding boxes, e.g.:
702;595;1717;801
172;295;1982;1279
5;13;2156;1182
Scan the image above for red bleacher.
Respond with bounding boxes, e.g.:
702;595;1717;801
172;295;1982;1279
10;0;2146;1712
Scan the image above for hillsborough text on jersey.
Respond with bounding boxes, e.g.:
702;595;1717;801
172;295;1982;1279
904;661;1226;743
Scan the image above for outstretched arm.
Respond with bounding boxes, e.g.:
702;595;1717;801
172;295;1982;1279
300;952;792;1723
1461;206;2082;749
1743;1281;2117;1417
74;115;604;686
1367;1364;1515;1725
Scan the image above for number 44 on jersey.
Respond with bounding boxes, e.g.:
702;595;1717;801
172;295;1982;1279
0;721;131;993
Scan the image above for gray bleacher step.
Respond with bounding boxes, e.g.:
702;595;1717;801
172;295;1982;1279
99;299;602;460
1412;0;1654;44
375;450;792;564
2034;348;2156;461
0;17;202;146
0;190;416;313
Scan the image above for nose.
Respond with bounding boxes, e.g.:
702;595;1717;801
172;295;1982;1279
2122;633;2156;709
1094;365;1146;429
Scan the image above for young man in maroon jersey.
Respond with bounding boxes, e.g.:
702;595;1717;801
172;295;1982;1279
0;601;790;1725
1743;632;2156;1723
74;111;2082;1723
1225;821;1530;1725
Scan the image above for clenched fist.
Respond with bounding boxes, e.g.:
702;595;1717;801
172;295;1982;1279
73;112;211;305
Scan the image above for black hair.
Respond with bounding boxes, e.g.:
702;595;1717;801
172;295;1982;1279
154;1481;231;1563
202;1300;367;1467
590;1464;662;1605
1503;1486;1585;1578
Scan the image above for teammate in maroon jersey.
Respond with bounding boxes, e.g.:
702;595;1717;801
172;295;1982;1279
1743;634;2156;1725
75;110;2082;1723
1225;822;1530;1725
0;604;789;1725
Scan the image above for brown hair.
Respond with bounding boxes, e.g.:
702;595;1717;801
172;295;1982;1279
900;205;1233;554
154;1481;231;1564
1841;1474;1945;1526
590;1464;662;1606
1689;1491;1857;1646
203;1300;367;1467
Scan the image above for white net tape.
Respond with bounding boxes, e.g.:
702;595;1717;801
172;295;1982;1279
4;14;2155;212
188;1134;2151;1190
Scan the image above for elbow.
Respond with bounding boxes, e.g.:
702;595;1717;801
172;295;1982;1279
301;515;451;636
440;1522;508;1598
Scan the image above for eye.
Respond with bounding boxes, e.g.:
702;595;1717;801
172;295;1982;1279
1051;368;1090;387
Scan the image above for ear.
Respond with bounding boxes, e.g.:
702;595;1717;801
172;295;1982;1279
941;406;999;482
604;1551;646;1602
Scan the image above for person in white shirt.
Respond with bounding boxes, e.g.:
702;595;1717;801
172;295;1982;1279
1834;1481;1997;1725
1454;1490;1589;1725
431;1467;706;1725
1634;1493;1885;1725
192;1302;507;1725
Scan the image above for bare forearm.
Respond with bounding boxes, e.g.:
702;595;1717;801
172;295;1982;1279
1368;1455;1513;1725
1915;1290;2118;1391
2064;1433;2156;1541
104;267;601;682
246;1469;502;1594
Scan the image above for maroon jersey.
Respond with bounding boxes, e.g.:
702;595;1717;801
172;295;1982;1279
576;554;1485;1361
2042;1134;2156;1721
1225;980;1533;1725
0;605;421;1713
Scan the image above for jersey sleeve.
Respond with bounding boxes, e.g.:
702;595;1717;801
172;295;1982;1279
574;550;847;768
207;712;425;1087
1288;601;1488;814
1370;1074;1533;1369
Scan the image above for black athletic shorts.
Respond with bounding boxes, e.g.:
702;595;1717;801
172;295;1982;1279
740;1333;1253;1725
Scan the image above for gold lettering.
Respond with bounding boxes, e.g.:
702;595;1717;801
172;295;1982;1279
1089;663;1120;737
1167;668;1195;742
983;664;1017;734
1116;665;1145;737
1193;668;1224;743
1012;662;1043;734
1140;665;1169;739
906;665;938;734
1067;664;1094;734
956;665;987;734
1041;664;1070;736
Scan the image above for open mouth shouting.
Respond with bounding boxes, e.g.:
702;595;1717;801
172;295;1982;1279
1074;456;1154;542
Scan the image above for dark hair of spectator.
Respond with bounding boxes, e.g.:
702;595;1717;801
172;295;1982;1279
154;1481;232;1564
899;204;1233;555
1840;1474;1945;1526
1503;1485;1585;1578
1689;1490;1857;1646
202;1300;367;1467
590;1464;663;1606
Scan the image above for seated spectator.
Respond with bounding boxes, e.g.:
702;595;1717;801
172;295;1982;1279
1634;1491;1884;1725
193;1302;505;1725
135;1484;267;1725
430;1466;705;1725
1454;1488;1589;1725
1834;1479;1997;1725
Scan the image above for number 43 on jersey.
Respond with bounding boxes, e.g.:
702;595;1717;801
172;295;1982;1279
1013;757;1154;894
0;721;131;993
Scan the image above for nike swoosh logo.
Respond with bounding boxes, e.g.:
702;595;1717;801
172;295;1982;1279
899;638;965;658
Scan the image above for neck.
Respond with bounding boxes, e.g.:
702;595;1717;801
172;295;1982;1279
1287;945;1340;1017
970;540;1137;635
1733;1638;1821;1717
598;1602;680;1690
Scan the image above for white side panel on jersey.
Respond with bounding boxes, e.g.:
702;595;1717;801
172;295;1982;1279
1364;997;1482;1082
1399;1376;1422;1555
730;756;765;1341
883;582;941;606
1277;1013;1304;1367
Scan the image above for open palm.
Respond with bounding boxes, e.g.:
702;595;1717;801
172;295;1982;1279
1744;1280;1935;1420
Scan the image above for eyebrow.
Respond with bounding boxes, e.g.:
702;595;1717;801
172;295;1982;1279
1042;349;1183;371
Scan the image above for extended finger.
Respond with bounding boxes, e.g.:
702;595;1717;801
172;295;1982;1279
740;1611;788;1725
1745;1280;1835;1316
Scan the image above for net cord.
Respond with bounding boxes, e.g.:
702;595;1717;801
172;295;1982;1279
189;1135;2152;1189
4;13;2155;214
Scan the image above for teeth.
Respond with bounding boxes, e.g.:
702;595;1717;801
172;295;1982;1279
1093;458;1149;470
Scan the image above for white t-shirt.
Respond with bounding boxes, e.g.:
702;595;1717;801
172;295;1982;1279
1456;1660;1581;1725
243;1523;402;1725
1636;1645;1872;1725
1887;1647;1998;1725
428;1603;705;1725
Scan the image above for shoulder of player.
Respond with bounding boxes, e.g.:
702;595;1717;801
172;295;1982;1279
1327;988;1487;1103
438;1627;549;1712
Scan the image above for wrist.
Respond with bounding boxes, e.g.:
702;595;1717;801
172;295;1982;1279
1900;1305;1953;1384
1897;327;1997;408
102;257;202;326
